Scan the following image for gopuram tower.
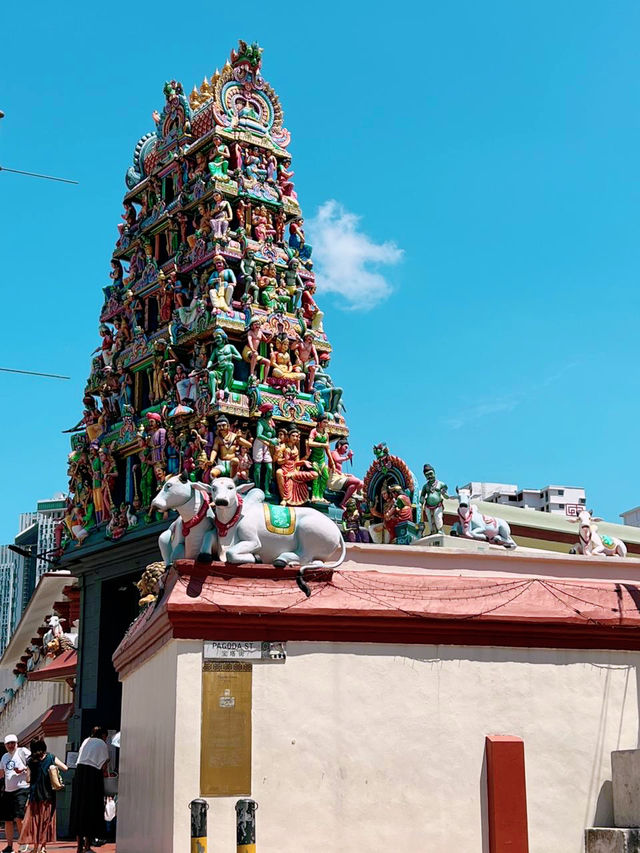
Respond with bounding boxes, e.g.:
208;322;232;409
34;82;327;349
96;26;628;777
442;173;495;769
62;40;353;552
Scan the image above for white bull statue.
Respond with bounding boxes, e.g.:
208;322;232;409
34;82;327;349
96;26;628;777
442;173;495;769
206;479;345;581
569;510;627;557
151;472;218;566
450;487;516;549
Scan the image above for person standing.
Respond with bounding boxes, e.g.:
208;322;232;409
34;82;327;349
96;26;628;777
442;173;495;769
69;727;109;853
19;738;67;853
0;734;30;853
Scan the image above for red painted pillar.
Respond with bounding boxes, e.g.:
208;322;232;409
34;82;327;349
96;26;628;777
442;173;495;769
485;735;529;853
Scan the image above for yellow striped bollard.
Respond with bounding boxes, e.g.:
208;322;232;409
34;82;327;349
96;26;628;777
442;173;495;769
235;799;258;853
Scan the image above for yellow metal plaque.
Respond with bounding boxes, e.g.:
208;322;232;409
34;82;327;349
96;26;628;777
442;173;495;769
200;662;252;797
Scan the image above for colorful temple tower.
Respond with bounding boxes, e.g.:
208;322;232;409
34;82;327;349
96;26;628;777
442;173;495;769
63;40;357;550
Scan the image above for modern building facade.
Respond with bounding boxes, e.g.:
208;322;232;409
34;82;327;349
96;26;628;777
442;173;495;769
0;546;18;655
620;506;640;527
462;481;587;515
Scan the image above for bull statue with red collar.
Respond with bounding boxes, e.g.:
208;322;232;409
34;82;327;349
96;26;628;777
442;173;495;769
152;471;218;566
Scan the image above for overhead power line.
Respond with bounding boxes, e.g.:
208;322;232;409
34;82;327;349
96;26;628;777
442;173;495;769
0;367;70;380
0;165;78;185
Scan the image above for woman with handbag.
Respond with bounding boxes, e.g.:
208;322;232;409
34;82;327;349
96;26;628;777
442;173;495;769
19;738;67;853
69;727;110;853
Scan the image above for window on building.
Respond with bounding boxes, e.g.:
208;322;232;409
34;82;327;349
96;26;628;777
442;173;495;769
579;498;586;505
557;489;564;496
559;504;565;509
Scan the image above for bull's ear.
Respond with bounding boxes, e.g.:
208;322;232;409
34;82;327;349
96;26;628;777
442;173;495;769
192;481;212;496
236;482;255;495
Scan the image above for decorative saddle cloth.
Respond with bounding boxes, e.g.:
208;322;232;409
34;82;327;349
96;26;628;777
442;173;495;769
263;503;296;535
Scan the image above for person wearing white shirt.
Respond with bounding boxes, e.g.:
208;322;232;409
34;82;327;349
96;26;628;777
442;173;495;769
0;734;31;853
69;727;110;853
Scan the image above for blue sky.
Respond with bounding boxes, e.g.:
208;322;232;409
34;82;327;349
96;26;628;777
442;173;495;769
1;1;639;542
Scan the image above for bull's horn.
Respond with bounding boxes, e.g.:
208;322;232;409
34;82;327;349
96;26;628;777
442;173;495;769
179;470;189;483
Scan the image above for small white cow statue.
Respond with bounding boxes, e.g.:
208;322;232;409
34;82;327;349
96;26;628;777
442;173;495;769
450;487;517;549
151;472;218;566
569;510;627;558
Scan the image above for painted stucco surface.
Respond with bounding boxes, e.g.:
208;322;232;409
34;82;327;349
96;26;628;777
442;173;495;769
117;640;639;853
118;640;202;853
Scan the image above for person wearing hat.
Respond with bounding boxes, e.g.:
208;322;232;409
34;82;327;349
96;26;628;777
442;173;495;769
0;734;30;852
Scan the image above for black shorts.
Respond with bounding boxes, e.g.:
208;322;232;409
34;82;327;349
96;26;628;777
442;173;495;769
1;789;29;821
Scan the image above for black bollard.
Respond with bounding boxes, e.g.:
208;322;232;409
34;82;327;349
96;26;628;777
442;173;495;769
235;798;258;853
190;798;208;853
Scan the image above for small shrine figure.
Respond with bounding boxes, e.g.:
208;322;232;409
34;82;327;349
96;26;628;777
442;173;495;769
89;445;105;524
296;331;319;392
242;317;271;381
207;255;236;314
146;412;167;465
288;217;312;262
235;441;252;483
208;416;251;479
270;335;306;391
420;464;449;536
383;484;413;544
278;158;297;200
206;329;241;400
274;208;286;243
313;356;343;415
158;272;175;325
301;282;324;331
210;191;233;243
166;429;181;475
342;498;373;543
252;402;278;496
208;135;230;181
284;258;304;310
192;202;212;241
135;437;156;512
275;427;318;506
329;438;364;509
306;415;334;503
240;248;259;303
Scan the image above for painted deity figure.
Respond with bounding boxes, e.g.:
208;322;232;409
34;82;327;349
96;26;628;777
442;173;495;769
288;217;312;262
146;412;167;465
275;427;318;506
207;255;236;314
284;258;304;310
420;464;448;536
383;484;413;544
342;498;373;543
277;158;297;200
313;357;344;415
242;318;271;382
208;416;251;479
296;331;319;392
306;415;335;503
208;136;230;181
328;438;363;509
210;191;233;242
206;329;242;401
301;282;323;331
240;248;259;304
252;403;278;496
270;335;305;391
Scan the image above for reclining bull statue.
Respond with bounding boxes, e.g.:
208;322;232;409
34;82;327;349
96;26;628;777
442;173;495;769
151;474;346;593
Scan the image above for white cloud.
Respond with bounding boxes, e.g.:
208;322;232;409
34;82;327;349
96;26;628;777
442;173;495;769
307;200;403;310
444;399;520;431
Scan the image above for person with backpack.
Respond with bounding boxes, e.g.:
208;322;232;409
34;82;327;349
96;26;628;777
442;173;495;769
19;739;67;853
0;734;30;853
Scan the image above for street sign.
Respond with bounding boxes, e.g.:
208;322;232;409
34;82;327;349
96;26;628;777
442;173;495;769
203;641;286;663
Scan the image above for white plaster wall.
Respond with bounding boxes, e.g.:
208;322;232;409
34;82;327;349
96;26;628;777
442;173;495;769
117;640;202;853
203;643;639;853
118;641;640;853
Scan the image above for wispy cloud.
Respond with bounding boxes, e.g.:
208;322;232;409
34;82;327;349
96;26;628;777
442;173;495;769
307;200;403;310
443;361;579;431
444;399;520;431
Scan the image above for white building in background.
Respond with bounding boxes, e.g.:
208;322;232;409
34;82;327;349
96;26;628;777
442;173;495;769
461;482;587;516
34;496;66;575
620;507;640;528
